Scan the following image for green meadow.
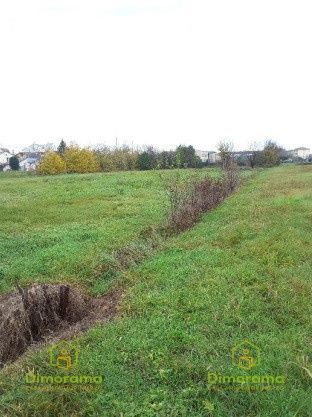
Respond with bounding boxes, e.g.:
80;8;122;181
0;170;168;293
0;169;212;294
0;165;311;416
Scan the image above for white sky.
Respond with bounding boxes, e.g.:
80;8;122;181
0;0;311;152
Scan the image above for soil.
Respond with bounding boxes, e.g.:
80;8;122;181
0;284;122;367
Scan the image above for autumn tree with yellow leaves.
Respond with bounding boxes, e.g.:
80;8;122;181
37;151;67;175
63;146;99;173
37;145;100;175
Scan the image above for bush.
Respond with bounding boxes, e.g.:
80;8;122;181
63;146;99;173
95;146;138;172
156;151;175;169
9;155;20;171
166;175;236;233
138;147;158;170
37;151;66;175
218;141;239;191
166;160;239;233
174;145;200;168
262;140;280;167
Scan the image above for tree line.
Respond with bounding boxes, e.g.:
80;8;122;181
6;139;284;174
36;141;204;174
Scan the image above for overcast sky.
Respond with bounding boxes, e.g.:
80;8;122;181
0;0;311;152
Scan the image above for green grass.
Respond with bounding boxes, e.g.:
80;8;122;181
0;170;165;293
0;169;217;294
0;165;311;416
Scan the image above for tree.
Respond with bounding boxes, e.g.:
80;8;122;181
218;141;238;191
9;155;20;171
262;140;280;167
94;145;115;172
138;151;150;170
157;151;175;169
145;146;158;169
218;141;234;170
57;139;67;156
63;146;99;173
276;145;287;161
95;145;139;172
37;151;66;175
174;145;198;168
138;146;158;170
247;142;261;168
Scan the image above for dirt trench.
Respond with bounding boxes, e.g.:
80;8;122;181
0;284;121;367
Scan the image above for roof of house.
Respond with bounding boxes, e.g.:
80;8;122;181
20;157;38;166
0;147;10;153
293;147;310;151
195;150;217;154
232;151;253;155
21;143;54;154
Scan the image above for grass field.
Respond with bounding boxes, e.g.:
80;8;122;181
0;165;311;416
0;170;168;294
0;169;216;294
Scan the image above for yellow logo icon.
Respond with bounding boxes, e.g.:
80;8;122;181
231;340;260;370
49;341;79;370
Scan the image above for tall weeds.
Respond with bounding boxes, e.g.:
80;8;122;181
166;165;239;233
94;161;239;286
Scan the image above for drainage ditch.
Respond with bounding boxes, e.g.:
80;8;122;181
0;284;121;367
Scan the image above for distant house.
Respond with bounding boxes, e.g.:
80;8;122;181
21;143;52;154
1;144;48;172
3;165;11;172
16;147;43;171
19;157;39;171
232;151;253;164
0;148;12;165
208;152;221;163
289;147;310;160
195;150;208;162
195;150;220;164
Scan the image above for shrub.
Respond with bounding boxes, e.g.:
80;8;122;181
166;162;239;233
63;146;99;173
138;151;151;170
9;155;20;171
95;146;139;172
174;145;201;168
110;147;138;171
138;147;158;170
37;151;66;175
167;175;226;232
218;141;239;192
261;140;280;167
156;151;175;169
